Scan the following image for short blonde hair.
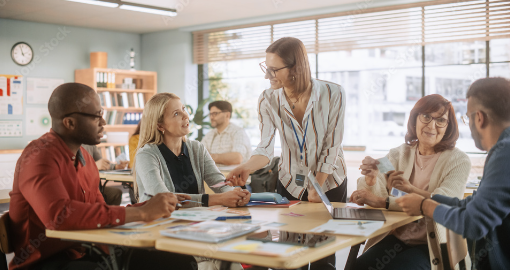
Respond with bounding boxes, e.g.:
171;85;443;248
133;92;184;201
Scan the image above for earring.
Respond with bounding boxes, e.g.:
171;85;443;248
162;130;165;135
293;76;295;81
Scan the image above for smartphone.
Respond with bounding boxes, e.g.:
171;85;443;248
246;230;335;247
390;187;408;198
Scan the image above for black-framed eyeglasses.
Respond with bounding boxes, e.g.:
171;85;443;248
259;61;291;78
63;108;104;122
209;111;227;118
418;113;449;128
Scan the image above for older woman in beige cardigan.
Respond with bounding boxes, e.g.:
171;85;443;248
350;94;471;270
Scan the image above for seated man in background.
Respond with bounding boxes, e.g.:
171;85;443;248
82;144;128;205
201;100;251;165
9;83;195;270
397;77;510;270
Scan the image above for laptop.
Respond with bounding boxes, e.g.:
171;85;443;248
307;172;386;221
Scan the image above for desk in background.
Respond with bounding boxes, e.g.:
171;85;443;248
0;190;10;204
47;202;420;270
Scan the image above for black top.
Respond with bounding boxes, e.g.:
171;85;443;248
158;142;201;195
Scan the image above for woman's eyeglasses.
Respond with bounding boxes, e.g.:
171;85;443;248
418;113;448;128
259;61;291;78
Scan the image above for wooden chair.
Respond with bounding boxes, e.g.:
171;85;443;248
0;212;12;270
443;229;468;270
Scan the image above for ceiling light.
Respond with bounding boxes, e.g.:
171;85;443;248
119;4;177;16
67;0;119;8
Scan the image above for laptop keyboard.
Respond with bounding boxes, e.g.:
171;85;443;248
334;208;367;219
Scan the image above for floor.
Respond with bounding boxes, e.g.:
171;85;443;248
3;184;361;270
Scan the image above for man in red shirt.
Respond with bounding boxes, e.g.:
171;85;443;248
9;83;195;270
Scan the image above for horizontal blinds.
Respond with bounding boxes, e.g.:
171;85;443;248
193;0;510;64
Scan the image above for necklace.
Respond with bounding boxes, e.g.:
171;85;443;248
284;89;305;109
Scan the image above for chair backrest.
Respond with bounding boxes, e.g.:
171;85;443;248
0;212;12;254
446;228;468;270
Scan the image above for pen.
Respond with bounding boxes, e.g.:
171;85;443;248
180;200;204;204
144;193;183;208
215;216;252;221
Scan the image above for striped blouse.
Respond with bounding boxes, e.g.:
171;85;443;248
252;78;347;199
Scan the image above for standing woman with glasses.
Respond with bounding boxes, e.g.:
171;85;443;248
227;37;347;269
350;94;471;270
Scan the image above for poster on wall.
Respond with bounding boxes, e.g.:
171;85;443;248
27;77;64;104
25;107;51;136
0;75;23;115
0;121;22;137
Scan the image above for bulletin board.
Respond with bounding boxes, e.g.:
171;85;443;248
0;75;64;150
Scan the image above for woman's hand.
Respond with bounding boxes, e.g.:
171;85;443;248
226;165;251;186
211;187;249;207
307;187;323;203
349;189;386;208
359;156;380;186
237;189;251;207
386;171;414;194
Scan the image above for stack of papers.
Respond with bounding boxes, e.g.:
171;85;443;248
310;220;385;236
116;217;178;229
219;240;308;257
169;207;248;222
160;221;260;243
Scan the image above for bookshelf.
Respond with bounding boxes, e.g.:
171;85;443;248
75;68;157;163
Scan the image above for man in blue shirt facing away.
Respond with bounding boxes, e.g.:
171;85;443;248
396;77;510;270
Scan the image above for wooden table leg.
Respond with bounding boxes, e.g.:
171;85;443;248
344;241;364;270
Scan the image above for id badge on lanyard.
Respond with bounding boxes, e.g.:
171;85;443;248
291;115;309;187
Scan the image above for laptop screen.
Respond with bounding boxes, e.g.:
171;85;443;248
307;172;334;215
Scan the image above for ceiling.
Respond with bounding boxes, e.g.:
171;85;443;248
0;0;366;33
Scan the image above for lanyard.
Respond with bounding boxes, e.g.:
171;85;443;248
290;115;309;162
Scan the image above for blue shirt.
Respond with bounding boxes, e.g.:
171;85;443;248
432;126;510;270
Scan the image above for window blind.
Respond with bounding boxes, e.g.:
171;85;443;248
193;0;510;64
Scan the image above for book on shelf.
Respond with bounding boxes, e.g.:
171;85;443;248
138;93;145;108
132;93;139;108
121;93;129;108
103;110;142;125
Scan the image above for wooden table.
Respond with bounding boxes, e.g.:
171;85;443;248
99;172;136;204
47;202;420;270
156;203;420;269
0;189;10;204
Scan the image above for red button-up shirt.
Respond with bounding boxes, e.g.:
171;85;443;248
9;130;126;269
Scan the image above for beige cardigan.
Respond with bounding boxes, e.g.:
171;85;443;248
357;144;471;270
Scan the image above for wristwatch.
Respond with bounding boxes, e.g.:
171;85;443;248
385;197;390;209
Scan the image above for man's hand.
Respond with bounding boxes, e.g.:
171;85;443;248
138;193;178;221
115;160;129;170
395;193;425;216
95;159;110;171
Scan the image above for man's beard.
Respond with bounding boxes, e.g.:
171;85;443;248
470;121;484;151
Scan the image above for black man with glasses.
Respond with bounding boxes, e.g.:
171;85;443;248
9;83;196;270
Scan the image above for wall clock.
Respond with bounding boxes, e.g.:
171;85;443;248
11;42;33;66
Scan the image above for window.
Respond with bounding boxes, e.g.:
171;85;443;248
196;0;510;154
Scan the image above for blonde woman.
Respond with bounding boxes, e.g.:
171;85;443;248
134;92;251;207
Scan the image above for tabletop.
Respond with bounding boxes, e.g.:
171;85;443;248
46;202;421;269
